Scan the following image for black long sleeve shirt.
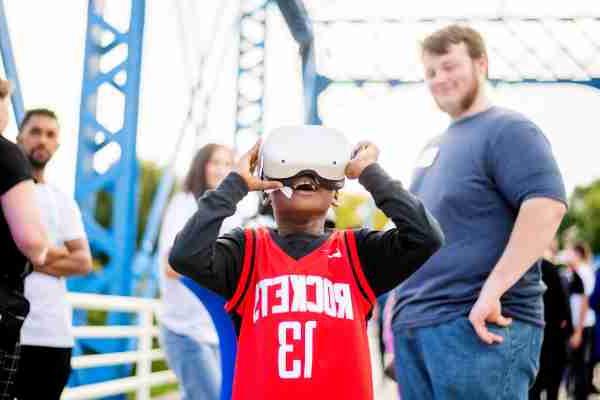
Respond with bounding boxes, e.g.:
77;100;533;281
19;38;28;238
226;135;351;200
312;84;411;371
540;260;572;344
169;163;444;300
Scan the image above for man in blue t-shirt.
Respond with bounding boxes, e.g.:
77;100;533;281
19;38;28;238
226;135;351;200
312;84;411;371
392;25;567;399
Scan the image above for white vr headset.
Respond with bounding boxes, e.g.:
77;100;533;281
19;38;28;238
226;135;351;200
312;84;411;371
259;125;353;190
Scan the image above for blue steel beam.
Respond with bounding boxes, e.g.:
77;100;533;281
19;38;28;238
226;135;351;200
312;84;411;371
312;16;600;24
0;0;24;123
274;0;319;124
302;15;600;124
235;0;268;146
69;0;145;394
234;0;319;137
234;6;600;146
301;42;320;124
308;77;600;86
275;0;312;46
131;170;175;298
71;0;145;300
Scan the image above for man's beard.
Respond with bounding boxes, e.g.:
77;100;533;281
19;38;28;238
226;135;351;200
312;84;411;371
435;70;480;116
27;153;49;169
459;71;480;113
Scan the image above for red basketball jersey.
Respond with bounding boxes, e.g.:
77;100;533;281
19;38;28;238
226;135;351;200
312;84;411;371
225;227;376;400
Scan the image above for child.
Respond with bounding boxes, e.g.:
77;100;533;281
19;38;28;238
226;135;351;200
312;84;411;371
169;126;443;399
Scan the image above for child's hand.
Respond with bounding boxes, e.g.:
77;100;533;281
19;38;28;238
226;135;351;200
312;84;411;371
234;139;284;192
345;141;379;179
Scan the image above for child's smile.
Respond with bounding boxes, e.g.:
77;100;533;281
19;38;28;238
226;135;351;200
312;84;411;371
291;175;318;192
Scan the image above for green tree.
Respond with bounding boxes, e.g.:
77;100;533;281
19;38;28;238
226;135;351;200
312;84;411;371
87;160;170;320
95;160;167;247
136;160;165;246
334;192;389;230
559;179;600;253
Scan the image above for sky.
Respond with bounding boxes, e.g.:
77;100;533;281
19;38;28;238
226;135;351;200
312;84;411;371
2;0;600;199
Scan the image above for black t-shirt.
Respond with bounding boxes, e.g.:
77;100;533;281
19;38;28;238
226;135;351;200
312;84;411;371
0;135;32;290
569;270;585;296
540;260;572;341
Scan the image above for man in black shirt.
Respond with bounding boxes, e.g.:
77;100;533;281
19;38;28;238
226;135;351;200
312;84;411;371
0;78;49;399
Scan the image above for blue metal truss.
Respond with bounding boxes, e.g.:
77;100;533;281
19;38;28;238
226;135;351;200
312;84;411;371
68;0;145;393
306;76;600;124
0;0;24;123
235;0;268;146
234;0;318;145
71;0;145;297
275;0;318;124
298;16;600;123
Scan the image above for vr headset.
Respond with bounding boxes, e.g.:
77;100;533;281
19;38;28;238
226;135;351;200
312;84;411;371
259;125;353;190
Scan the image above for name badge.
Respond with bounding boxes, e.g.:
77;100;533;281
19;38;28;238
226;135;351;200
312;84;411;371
416;147;439;168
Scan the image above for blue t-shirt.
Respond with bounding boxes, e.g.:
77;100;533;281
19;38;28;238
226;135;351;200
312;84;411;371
393;106;566;330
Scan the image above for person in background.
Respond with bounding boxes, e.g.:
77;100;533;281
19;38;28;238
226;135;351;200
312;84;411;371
564;242;596;400
0;78;50;400
393;24;567;400
529;239;572;400
589;248;600;394
158;144;243;400
14;109;93;400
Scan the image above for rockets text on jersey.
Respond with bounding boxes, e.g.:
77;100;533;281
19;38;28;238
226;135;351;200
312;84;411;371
225;227;376;400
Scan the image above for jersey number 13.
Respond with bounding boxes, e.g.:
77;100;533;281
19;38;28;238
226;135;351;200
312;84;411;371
278;320;317;379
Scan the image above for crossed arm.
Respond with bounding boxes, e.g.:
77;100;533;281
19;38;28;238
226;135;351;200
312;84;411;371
35;238;93;278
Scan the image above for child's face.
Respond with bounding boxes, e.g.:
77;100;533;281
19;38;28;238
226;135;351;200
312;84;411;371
270;175;335;222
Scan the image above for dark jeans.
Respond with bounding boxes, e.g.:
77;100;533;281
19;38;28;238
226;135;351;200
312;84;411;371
15;345;72;400
394;317;543;400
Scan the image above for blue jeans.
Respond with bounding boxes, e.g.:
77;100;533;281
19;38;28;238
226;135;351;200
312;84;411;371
160;326;221;400
394;317;543;400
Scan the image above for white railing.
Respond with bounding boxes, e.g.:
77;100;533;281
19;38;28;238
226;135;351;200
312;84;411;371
61;293;177;400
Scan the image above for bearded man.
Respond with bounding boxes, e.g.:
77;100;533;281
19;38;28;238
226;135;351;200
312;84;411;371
391;25;567;400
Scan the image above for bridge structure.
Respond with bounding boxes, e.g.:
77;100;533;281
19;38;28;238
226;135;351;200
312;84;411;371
2;0;600;397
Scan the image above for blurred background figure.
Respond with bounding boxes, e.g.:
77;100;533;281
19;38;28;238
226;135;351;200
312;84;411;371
14;109;93;400
157;143;241;400
589;246;600;394
529;238;572;400
562;241;596;400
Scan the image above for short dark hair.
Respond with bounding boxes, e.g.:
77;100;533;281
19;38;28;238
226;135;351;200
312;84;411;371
19;108;59;132
0;78;10;99
183;143;231;198
421;24;487;59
